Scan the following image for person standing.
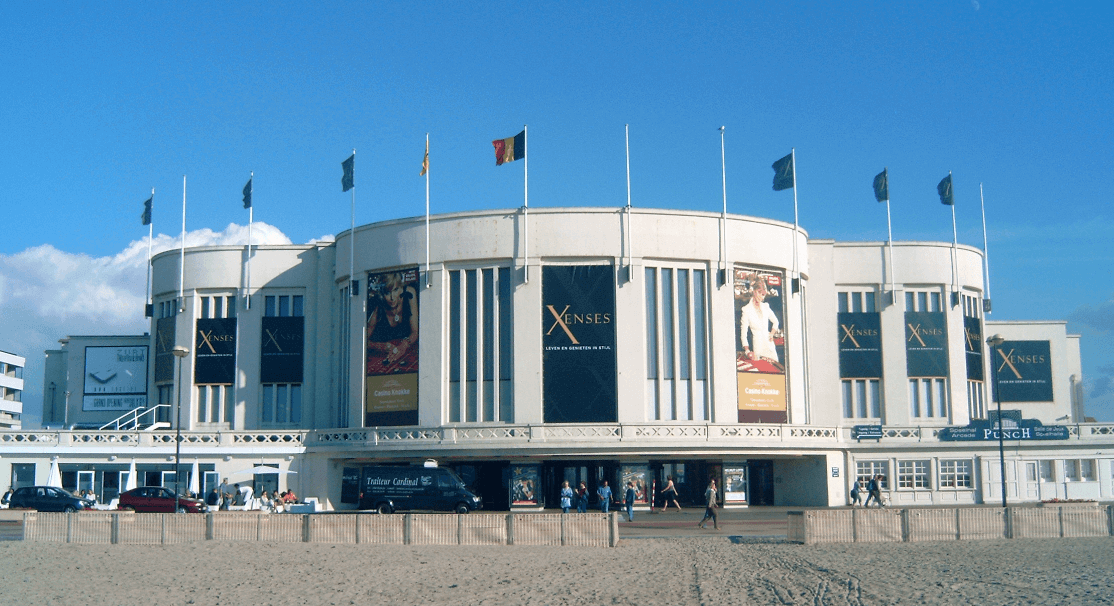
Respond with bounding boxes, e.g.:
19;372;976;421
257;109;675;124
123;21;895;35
597;480;612;513
559;481;574;514
218;477;233;510
576;481;588;513
624;481;637;522
849;478;863;507
698;479;718;530
660;475;682;513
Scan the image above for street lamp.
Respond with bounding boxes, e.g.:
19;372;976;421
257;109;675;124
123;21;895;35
986;334;1007;508
171;345;190;507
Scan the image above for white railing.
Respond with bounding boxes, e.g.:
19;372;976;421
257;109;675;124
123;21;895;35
99;405;171;431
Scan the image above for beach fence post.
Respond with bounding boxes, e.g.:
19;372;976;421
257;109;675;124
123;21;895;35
457;514;463;545
302;514;311;542
900;509;910;542
205;513;214;540
851;508;858;542
403;514;412;545
560;513;567;546
355;514;361;544
1005;507;1014;539
1107;505;1114;536
609;512;619;547
111;513;120;544
506;513;515;546
66;512;73;543
161;513;167;544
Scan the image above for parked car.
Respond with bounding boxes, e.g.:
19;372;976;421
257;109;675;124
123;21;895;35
8;486;96;512
118;487;208;513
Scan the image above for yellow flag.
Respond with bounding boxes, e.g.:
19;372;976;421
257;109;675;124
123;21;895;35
420;139;429;176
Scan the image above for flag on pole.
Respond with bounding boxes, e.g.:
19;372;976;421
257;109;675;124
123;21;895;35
242;176;253;208
342;154;355;191
873;169;889;202
141;196;152;226
493;130;526;165
771;152;794;191
420;139;429;176
937;173;954;205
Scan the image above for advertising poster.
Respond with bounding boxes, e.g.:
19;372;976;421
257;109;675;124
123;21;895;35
365;267;420;426
541;265;617;423
194;318;237;384
904;311;948;377
723;465;748;503
82;346;149;411
511;465;540;506
838;312;882;378
260;316;304;383
734;266;787;423
620;465;650;504
154;316;176;383
964;316;984;381
990;340;1053;402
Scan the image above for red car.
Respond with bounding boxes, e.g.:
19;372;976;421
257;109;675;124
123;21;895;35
118;487;208;513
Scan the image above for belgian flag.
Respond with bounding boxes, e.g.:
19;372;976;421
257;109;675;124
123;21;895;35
493;130;525;166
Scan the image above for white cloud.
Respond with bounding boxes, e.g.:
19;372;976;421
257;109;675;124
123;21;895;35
0;223;293;427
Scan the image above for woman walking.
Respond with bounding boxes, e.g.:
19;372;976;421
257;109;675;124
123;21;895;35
559;481;574;514
697;479;718;530
659;476;682;512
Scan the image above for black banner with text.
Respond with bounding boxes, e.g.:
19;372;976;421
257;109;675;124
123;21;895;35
905;311;948;378
964;316;984;381
154;316;176;383
194;318;237;384
991;340;1053;402
260;316;304;383
838;312;882;378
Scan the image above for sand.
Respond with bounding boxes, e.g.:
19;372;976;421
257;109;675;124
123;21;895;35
2;537;1112;605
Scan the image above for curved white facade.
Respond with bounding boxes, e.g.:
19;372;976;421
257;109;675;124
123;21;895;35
14;207;1109;511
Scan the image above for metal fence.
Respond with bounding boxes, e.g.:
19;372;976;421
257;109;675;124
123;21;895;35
19;511;619;547
788;505;1114;544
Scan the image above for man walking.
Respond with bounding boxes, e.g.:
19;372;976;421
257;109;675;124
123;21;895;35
597;480;612;513
624;481;636;522
697;479;718;530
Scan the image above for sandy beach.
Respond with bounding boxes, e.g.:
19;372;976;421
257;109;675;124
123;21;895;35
2;536;1112;605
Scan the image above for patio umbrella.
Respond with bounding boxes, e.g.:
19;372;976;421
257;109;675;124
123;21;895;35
47;459;63;488
233;465;297;475
125;459;137;491
189;459;200;496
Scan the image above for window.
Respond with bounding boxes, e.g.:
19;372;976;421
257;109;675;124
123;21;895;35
199;295;237;319
264;295;304;317
448;267;513;423
158;299;181;318
1065;459;1096;482
336;284;351;428
938;459;972;489
905;289;942;312
897;460;931;489
645;266;710;421
966;380;986;419
856;460;889;488
196;384;234;425
262;383;302;425
1038;460;1055;482
909;378;949;419
961;293;982;319
837;290;877;313
11;463;35;490
842;379;882;419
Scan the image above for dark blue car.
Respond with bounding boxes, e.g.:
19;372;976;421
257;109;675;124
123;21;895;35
8;486;95;512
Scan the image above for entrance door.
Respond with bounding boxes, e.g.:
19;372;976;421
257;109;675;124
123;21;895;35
747;460;775;506
1023;462;1039;500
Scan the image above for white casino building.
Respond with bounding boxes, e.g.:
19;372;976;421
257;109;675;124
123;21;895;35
3;207;1110;510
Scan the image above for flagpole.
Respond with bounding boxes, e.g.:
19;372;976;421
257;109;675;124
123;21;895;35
790;148;809;424
948;170;958;305
625;124;634;282
979;182;991;314
523;124;529;284
179;175;186;312
350;149;356;298
147;188;154;313
791;148;799;291
884;170;895;302
425;134;431;289
718;126;727;287
246;172;253;311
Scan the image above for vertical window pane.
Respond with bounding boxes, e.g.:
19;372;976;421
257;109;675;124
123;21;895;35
279;296;290;317
197;386;208;423
265;296;276;317
276;384;288;423
482;268;495;421
449;271;461;423
226;296;236;317
856;380;867;418
213;296;223;318
210;385;219;423
936;379;948;418
224;385;234;424
292;295;303;317
262;385;274;423
290;385;301;424
498;267;513;422
842;381;853;418
930;292;941;312
910;379;921;417
838;292;849;313
693;270;707;380
905;292;914;310
852;292;862;312
201;297;210;319
677;270;691;380
869;380;881;418
645;269;658;379
865;292;876;312
661;269;674;380
918;292;928;311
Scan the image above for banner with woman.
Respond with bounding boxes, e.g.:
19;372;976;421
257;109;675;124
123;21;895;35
733;265;788;422
365;267;420;426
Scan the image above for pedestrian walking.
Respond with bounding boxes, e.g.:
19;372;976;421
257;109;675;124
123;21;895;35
559;481;574;514
849;478;863;507
597;480;612;513
624;481;637;522
659;475;683;512
697;479;718;530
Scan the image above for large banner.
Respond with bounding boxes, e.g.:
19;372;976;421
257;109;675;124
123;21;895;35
990;340;1053;402
194;318;237;384
838;312;882;378
905;311;948;377
260;316;304;383
963;316;984;381
542;265;617;423
82;346;149;411
154;316;176;383
365;267;420;426
734;266;787;423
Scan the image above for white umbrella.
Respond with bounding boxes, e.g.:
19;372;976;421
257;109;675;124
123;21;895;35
46;459;63;488
189;459;200;495
233;465;297;475
125;459;137;491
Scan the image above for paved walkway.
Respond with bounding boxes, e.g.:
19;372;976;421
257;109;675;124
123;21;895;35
615;506;790;539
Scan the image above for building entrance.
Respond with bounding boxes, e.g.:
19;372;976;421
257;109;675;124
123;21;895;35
542;461;618;510
747;460;775;505
449;461;510;511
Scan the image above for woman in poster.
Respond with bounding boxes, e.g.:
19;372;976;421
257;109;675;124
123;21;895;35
739;274;781;365
367;270;420;372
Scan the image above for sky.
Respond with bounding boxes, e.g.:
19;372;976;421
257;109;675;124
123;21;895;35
1;1;1111;425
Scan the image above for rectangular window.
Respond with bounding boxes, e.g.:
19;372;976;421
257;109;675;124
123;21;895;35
262;383;302;425
909;378;949;419
841;379;882;420
897;460;930;489
264;294;304;317
905;289;942;312
967;380;986;419
195;384;233;426
961;293;982;319
336;284;350;428
838;290;877;313
447;266;513;423
938;459;972;489
645;265;710;421
856;460;889;488
1039;460;1055;482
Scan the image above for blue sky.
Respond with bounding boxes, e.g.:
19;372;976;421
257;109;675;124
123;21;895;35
2;1;1111;423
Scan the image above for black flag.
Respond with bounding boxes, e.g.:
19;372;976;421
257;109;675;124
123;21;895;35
242;176;252;209
771;152;794;191
141;196;152;226
873;169;888;202
342;154;355;192
937;173;954;206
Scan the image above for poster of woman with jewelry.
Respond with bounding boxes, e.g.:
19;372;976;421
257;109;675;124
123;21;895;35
734;265;788;423
366;267;420;426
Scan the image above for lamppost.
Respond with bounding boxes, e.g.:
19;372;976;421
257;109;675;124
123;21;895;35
987;334;1007;508
171;345;190;504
